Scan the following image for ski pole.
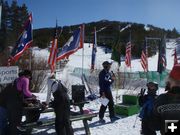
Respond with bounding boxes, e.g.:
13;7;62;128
133;113;139;128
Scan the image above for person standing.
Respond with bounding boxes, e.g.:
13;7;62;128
98;61;116;123
138;82;159;135
47;76;73;135
7;70;35;135
0;87;8;135
154;64;180;135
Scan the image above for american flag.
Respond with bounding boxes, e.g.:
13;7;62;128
48;22;58;73
125;41;131;67
79;24;85;49
141;43;148;72
173;48;178;65
91;27;97;71
8;13;33;64
157;38;166;74
48;24;58;73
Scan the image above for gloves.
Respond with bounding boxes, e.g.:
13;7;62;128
138;88;146;96
49;100;55;108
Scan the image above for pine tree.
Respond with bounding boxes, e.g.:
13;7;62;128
10;0;21;42
0;0;10;52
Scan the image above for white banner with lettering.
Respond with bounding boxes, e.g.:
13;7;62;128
0;66;19;84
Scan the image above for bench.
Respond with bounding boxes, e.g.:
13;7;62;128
22;113;97;135
22;100;96;135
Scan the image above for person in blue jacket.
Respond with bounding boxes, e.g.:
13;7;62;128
138;81;159;135
98;61;116;123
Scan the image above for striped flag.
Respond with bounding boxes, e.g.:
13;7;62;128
79;24;85;49
8;13;33;64
157;38;166;74
91;27;97;71
48;24;58;73
141;42;148;72
125;41;131;67
173;48;178;65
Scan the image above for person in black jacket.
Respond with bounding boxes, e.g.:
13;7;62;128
154;64;180;135
0;86;8;135
0;70;35;135
98;61;116;123
48;78;73;135
138;81;158;135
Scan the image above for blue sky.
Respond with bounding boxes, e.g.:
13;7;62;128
11;0;180;30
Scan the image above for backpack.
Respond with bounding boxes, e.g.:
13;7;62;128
50;80;70;108
0;80;22;107
139;96;155;119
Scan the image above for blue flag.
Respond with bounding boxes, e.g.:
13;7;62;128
56;28;81;61
9;14;32;62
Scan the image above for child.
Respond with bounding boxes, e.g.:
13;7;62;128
138;82;158;135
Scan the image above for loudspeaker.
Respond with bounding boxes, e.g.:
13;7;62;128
72;85;85;103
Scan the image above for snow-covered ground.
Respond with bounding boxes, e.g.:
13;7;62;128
31;41;177;135
33;41;177;73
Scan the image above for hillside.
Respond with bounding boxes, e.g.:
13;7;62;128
33;20;179;62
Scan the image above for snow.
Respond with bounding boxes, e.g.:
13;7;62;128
31;41;176;135
66;43;112;70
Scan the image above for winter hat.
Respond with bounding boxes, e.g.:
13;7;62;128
147;81;158;91
102;61;112;68
23;70;32;77
169;64;180;81
102;61;112;66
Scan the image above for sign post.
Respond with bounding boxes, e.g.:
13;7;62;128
0;66;19;84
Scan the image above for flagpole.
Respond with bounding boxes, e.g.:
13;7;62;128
29;48;32;70
130;28;132;70
82;24;84;78
29;12;33;70
129;28;132;91
115;26;122;103
54;19;58;77
145;37;148;83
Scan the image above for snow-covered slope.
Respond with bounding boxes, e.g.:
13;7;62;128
32;41;176;135
32;41;177;72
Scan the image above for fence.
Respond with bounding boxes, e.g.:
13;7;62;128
73;68;169;89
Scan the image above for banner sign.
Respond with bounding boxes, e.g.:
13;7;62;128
0;66;19;84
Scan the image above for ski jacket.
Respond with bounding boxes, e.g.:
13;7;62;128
46;78;58;104
139;94;157;119
0;89;6;108
51;81;71;116
99;69;114;93
154;86;180;120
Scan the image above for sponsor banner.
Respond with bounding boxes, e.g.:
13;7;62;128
0;66;19;84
